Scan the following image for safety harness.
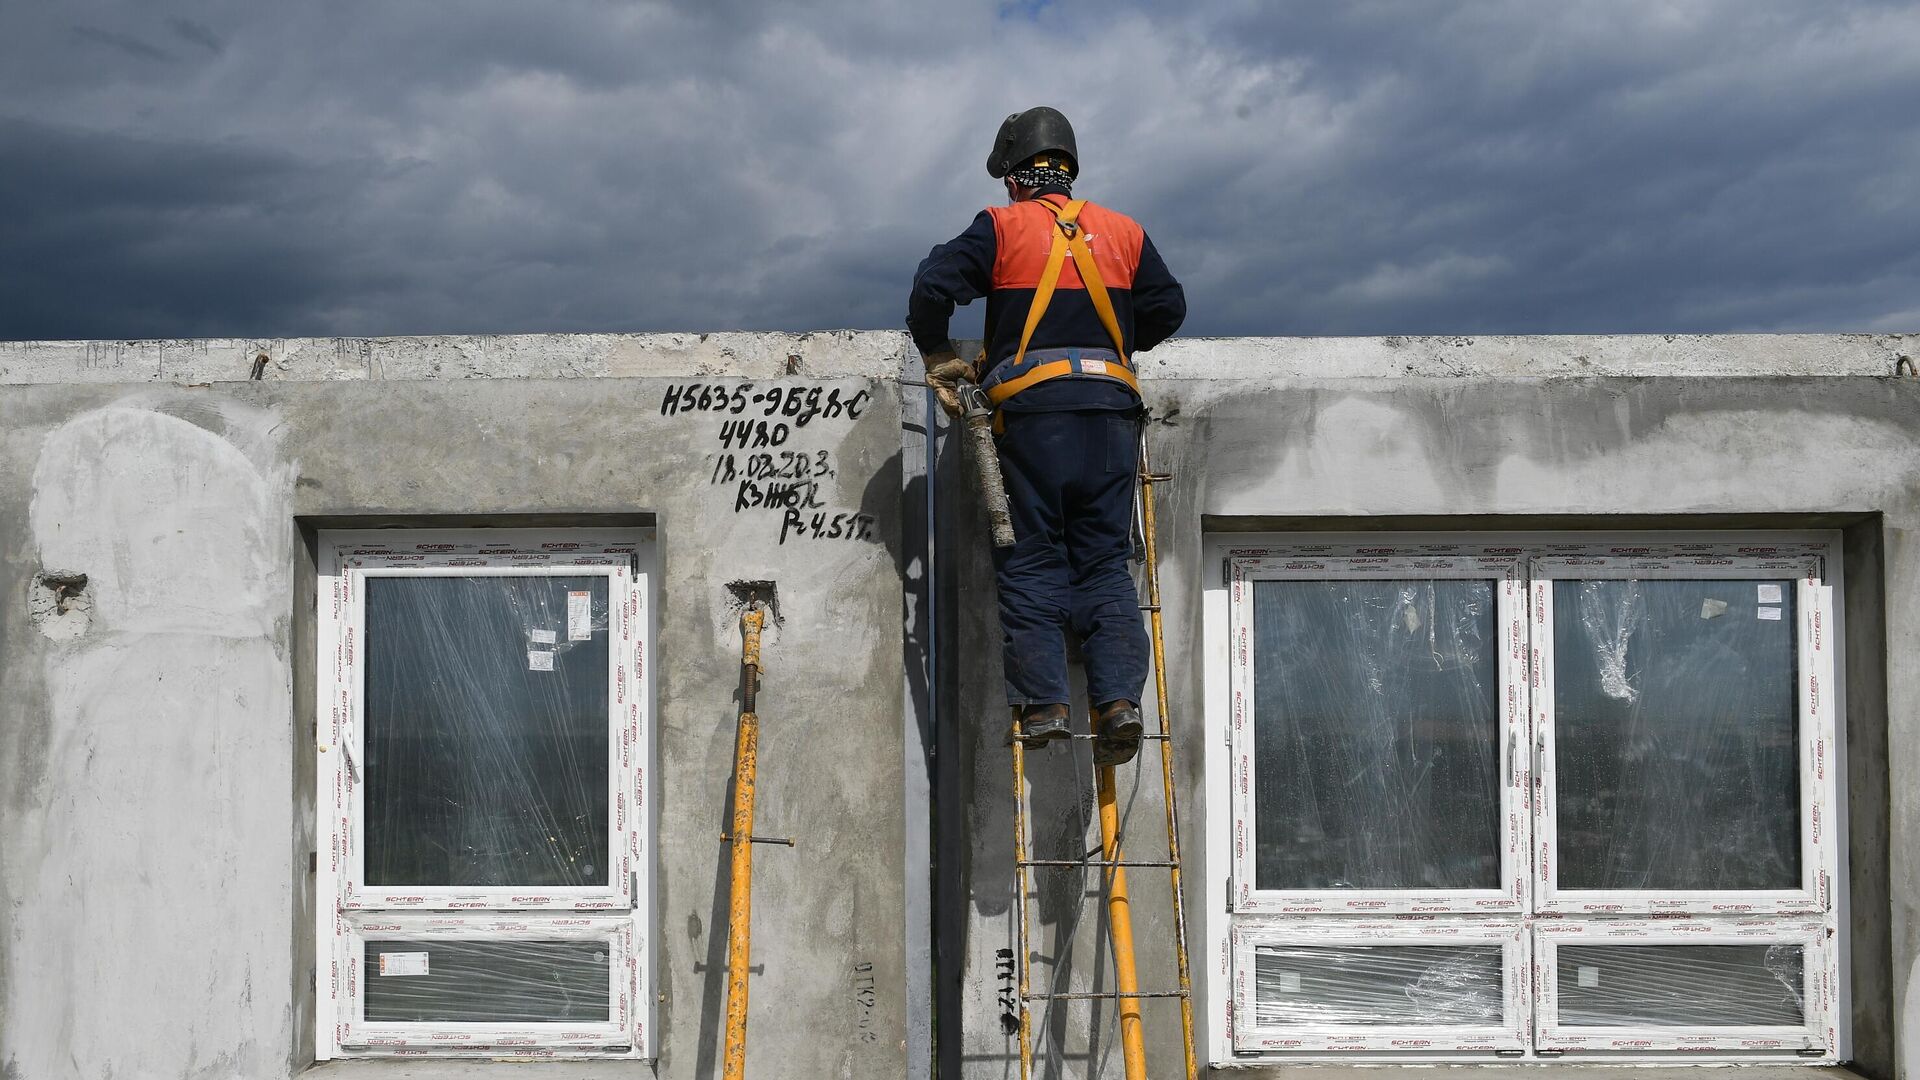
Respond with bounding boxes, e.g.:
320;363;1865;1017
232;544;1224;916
980;197;1140;423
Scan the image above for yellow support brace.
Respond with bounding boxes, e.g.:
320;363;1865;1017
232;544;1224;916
722;605;766;1080
1095;760;1148;1080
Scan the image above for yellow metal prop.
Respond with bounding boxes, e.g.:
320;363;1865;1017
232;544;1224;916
722;605;766;1080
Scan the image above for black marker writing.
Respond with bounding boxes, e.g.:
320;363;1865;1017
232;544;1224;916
779;510;876;544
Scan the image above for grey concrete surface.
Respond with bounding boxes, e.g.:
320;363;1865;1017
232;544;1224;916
0;357;910;1079
4;331;1920;1080
936;361;1920;1079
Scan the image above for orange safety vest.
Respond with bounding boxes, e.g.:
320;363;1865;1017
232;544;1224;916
978;196;1143;411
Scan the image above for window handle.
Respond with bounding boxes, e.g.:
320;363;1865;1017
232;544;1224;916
340;734;361;783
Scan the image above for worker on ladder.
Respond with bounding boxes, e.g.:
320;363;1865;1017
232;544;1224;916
908;106;1186;766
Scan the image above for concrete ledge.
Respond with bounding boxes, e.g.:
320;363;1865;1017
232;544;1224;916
2;332;1913;385
1140;333;1916;380
300;1061;1875;1079
0;330;910;384
304;1062;652;1079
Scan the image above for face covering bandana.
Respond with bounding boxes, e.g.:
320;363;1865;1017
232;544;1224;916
1009;165;1074;193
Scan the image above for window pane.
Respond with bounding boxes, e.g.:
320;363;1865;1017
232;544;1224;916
1252;580;1501;890
364;939;611;1023
364;576;611;887
1253;945;1503;1026
1556;944;1805;1027
1552;579;1800;891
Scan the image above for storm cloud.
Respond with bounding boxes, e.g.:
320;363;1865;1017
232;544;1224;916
2;0;1916;340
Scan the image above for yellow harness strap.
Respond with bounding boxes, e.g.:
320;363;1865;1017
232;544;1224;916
985;197;1139;409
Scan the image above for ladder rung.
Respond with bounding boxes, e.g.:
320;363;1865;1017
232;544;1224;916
1140;472;1174;483
1138;603;1161;612
1019;858;1179;868
1050;733;1170;741
1025;990;1190;1001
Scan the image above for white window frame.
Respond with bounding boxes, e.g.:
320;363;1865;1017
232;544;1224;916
1225;555;1530;914
1230;918;1530;1054
1530;558;1838;916
315;528;656;1060
1203;533;1848;1067
344;914;636;1052
1534;917;1836;1054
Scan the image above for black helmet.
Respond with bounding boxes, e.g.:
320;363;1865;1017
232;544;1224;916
987;107;1078;180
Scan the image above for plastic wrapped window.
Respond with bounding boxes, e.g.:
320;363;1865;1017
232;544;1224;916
364;939;611;1023
1552;579;1800;891
1252;945;1504;1026
364;576;611;888
1555;944;1804;1027
1251;580;1500;890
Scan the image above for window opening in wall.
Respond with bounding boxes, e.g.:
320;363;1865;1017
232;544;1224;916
1213;536;1842;1065
1534;918;1831;1052
1251;577;1503;895
315;529;654;1060
364;574;612;890
1231;920;1529;1053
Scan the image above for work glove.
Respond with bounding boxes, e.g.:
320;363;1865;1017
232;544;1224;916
922;349;974;419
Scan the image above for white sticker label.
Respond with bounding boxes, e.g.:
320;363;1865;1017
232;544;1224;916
380;952;429;977
528;650;555;671
1081;358;1109;375
1274;970;1301;993
1758;606;1783;621
1700;598;1728;619
1758;583;1784;604
1577;965;1600;988
530;628;557;645
568;591;593;640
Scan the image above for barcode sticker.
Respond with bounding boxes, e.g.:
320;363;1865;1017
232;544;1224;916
1758;606;1783;621
529;650;555;671
531;628;557;645
568;591;593;640
380;952;429;977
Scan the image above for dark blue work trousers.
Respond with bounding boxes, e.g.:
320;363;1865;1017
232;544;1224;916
992;409;1150;708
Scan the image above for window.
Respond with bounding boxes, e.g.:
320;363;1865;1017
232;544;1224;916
316;530;654;1059
1534;918;1833;1053
1231;919;1530;1053
1212;536;1842;1064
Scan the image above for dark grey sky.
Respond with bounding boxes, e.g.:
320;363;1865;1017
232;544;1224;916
3;1;1917;341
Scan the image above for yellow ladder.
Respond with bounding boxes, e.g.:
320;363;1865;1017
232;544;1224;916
1007;429;1196;1080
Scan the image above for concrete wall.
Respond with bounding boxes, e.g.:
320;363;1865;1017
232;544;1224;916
4;330;1920;1080
0;332;913;1080
928;334;1920;1079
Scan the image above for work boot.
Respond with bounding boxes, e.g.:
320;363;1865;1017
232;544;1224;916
1014;703;1071;746
1092;700;1144;767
